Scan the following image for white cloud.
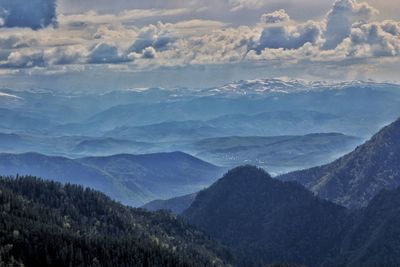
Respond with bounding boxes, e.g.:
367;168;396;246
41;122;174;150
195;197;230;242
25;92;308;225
45;45;87;65
1;49;46;68
324;0;379;49
128;22;175;53
142;46;156;59
258;20;323;50
0;0;398;85
260;9;290;24
346;22;400;57
87;42;128;64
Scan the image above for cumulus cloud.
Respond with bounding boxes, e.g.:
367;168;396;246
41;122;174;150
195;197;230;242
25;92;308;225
345;21;400;57
324;0;379;49
1;49;46;68
128;22;175;53
260;9;290;24
258;20;323;50
87;43;129;64
0;0;57;29
46;45;87;65
142;47;156;59
0;0;398;84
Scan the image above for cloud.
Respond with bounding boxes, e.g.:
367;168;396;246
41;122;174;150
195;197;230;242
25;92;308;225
260;9;290;24
87;43;128;64
324;0;379;49
1;49;46;68
257;20;323;50
128;22;175;53
0;34;39;49
0;0;57;29
142;46;156;59
46;45;87;65
0;0;398;86
228;0;271;12
345;21;400;57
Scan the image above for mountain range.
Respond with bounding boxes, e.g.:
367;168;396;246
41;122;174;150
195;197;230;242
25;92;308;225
2;80;400;139
183;165;400;267
1;79;399;175
0;151;224;206
0;131;361;175
3;165;400;266
2;79;400;266
148;117;400;213
185;133;359;174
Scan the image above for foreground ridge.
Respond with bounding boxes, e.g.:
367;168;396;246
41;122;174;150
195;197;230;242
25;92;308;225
0;175;234;267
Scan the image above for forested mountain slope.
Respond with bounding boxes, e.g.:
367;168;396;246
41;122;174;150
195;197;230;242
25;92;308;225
0;176;234;267
183;166;400;267
279;118;400;208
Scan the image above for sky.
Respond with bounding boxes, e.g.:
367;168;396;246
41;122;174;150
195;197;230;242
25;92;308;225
0;0;399;91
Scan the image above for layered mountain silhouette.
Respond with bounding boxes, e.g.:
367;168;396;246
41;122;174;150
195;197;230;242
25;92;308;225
183;165;400;267
279;118;400;209
0;151;224;206
187;133;359;174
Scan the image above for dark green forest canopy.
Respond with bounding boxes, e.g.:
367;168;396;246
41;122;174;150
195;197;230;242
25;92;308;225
183;165;400;267
0;175;235;267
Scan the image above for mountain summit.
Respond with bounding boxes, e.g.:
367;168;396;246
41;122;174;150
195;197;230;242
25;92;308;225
183;166;346;266
183;164;400;267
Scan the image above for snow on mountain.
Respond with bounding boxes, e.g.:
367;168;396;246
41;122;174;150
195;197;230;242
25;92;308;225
0;92;24;107
204;79;399;96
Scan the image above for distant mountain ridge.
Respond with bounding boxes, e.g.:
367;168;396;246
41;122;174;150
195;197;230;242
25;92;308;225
1;80;400;152
187;133;360;174
279;118;400;209
145;118;400;214
3;79;397;97
0;151;224;206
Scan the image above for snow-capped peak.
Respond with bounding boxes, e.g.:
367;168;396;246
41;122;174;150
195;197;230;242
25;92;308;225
203;79;396;96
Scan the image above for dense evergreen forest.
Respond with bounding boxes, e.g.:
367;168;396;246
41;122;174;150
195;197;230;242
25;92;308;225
3;166;400;267
184;165;400;267
0;176;235;267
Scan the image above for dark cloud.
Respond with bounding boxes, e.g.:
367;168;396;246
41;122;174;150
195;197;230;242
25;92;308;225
0;0;57;29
